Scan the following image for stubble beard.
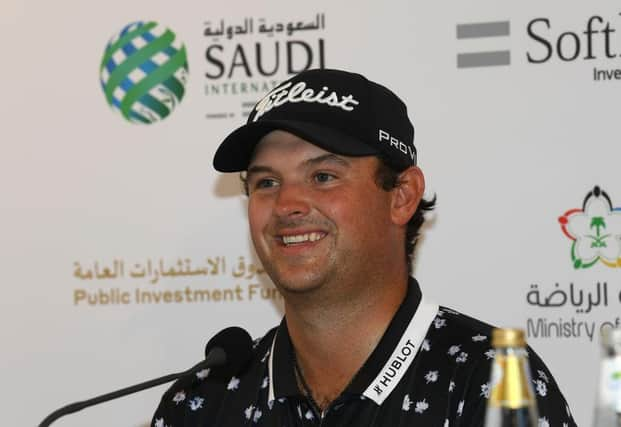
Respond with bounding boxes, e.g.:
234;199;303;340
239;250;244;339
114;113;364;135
259;242;339;296
254;216;341;295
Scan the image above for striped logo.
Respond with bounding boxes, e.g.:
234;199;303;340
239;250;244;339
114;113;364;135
100;22;189;124
456;21;511;68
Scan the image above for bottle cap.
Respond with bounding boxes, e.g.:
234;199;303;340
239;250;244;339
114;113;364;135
491;328;526;348
600;327;621;352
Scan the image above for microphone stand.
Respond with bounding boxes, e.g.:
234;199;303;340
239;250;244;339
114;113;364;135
38;348;225;427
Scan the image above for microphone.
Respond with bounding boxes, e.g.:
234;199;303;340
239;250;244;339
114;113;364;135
38;326;253;427
202;326;254;378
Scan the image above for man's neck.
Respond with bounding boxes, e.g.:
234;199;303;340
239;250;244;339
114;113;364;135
283;275;409;412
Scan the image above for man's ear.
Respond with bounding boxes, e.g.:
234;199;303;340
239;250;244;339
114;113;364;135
390;166;425;226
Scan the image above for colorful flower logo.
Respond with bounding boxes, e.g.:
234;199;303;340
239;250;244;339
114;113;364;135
559;186;621;269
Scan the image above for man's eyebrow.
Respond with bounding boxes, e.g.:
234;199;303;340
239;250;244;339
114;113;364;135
302;153;351;168
247;153;351;177
246;165;275;178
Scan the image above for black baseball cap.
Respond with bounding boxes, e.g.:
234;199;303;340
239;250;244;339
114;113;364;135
213;68;416;172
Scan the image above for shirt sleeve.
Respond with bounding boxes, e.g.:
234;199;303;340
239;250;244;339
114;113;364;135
527;347;577;426
151;380;189;427
151;374;229;427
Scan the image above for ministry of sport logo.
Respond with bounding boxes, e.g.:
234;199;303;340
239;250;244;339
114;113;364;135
99;21;189;124
558;186;621;269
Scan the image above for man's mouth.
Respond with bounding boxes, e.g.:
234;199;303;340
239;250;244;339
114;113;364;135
280;232;326;246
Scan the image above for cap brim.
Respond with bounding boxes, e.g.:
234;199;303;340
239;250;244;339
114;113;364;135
213;120;379;172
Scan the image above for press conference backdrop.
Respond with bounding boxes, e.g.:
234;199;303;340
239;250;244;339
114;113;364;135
2;0;620;425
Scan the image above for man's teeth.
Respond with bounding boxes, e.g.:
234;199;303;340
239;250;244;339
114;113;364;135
282;232;324;245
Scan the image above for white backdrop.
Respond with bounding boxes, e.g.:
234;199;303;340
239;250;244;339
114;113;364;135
2;1;621;426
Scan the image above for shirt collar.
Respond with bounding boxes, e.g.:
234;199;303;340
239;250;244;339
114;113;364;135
267;316;300;402
267;278;439;405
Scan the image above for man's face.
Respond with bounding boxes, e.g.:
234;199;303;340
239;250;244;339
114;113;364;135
246;130;398;296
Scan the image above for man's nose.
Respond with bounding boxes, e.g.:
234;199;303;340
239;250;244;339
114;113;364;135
274;182;311;218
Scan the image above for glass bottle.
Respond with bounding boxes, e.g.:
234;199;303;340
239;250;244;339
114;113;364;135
484;328;538;427
593;327;621;427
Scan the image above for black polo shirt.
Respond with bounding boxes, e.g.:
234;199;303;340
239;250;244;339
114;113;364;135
152;279;576;426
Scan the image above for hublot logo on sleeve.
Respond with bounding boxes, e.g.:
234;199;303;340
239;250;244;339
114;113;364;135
372;339;417;396
362;300;439;405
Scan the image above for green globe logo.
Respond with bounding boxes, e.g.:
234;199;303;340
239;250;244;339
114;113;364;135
100;21;189;124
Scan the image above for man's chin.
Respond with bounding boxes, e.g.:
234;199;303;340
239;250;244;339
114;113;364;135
270;273;328;296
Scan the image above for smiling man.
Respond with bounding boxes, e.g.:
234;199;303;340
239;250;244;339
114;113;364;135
152;69;576;426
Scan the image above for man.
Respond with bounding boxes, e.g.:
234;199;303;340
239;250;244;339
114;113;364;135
152;69;576;426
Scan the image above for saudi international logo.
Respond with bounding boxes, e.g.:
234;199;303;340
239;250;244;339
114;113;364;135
559;186;621;269
99;21;189;124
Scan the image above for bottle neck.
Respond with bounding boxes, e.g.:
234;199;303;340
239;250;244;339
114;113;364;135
489;346;535;410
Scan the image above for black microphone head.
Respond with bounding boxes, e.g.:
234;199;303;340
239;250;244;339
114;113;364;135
204;326;253;378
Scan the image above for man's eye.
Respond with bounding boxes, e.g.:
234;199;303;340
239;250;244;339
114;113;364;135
314;172;336;183
254;178;278;189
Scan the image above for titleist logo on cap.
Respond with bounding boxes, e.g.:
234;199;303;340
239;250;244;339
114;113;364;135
251;81;360;122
